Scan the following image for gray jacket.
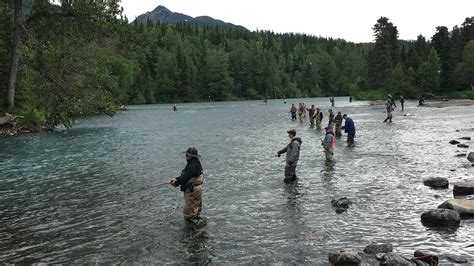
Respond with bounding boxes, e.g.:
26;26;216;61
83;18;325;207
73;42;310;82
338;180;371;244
278;137;302;167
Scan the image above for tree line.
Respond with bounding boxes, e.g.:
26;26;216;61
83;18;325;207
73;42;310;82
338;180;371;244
0;1;472;129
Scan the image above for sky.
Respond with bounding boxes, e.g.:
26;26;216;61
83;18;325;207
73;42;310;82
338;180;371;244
120;0;473;43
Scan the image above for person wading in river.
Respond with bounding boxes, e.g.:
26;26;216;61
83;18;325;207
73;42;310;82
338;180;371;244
333;111;343;137
400;95;405;111
383;100;393;123
322;126;335;161
169;147;204;224
328;109;335;131
341;114;356;145
315;108;323;129
275;129;302;183
290;104;297;121
307;104;316;128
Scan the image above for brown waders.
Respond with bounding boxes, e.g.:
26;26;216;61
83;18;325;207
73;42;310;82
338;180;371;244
183;175;203;222
335;124;342;137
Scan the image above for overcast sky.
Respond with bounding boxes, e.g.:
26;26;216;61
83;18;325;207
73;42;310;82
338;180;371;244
120;0;473;43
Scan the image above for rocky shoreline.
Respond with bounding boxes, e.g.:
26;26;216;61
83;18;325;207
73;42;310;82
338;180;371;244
328;134;473;265
329;242;472;265
0;113;28;137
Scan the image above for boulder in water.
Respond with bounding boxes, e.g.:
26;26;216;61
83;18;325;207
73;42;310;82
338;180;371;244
449;140;460;145
414;250;439;265
423;177;448;189
438;199;474;217
328;250;361;266
468;152;474;162
380;252;414;266
459;137;471;140
420;209;461;227
453;181;474;196
455;153;467;157
457;144;469;148
363;243;393;254
331;197;353;213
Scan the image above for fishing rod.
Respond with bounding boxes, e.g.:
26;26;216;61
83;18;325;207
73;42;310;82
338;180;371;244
128;182;170;194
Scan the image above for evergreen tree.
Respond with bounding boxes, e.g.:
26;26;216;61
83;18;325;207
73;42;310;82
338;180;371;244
431;26;454;91
368;17;399;90
418;48;441;93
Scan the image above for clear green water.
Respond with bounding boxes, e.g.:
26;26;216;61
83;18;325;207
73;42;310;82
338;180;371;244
1;98;473;263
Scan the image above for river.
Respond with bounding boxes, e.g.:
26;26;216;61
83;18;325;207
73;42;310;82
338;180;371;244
1;97;473;264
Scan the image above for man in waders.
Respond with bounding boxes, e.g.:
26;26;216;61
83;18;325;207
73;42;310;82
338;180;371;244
388;94;396;109
341;114;356;144
322;126;335;161
307;104;316;128
315;108;323;129
290;104;297;120
275;129;302;183
383;100;393;122
169;147;204;224
298;103;305;122
400;95;405;111
334;111;343;137
328;109;335;131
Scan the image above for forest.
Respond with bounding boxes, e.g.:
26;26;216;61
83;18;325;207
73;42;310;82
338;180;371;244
0;0;473;129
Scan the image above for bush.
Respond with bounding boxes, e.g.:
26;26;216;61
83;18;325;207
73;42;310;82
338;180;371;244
354;90;387;100
445;90;474;100
18;108;46;130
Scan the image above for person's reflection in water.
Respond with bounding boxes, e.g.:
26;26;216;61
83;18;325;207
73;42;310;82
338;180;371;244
285;180;302;211
321;160;336;192
322;160;335;178
180;220;213;264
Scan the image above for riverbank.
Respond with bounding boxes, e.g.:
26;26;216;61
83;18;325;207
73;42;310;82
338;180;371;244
369;99;474;107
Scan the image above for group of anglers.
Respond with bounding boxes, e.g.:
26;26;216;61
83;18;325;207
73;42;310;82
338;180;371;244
166;100;357;225
282;103;356;181
383;94;409;122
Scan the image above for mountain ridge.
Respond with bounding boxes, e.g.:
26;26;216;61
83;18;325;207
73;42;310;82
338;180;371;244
133;5;247;30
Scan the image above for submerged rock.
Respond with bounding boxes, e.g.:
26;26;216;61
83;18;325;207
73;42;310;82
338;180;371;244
449;140;460;145
423;177;448;189
468;152;474;162
420;209;461;227
459;137;471;140
328;250;361;266
438;199;474;217
446;255;468;264
363;243;393;254
380;252;414;266
331;197;353;213
414;250;439;265
331;197;352;208
455;153;467;157
457;144;469;148
453;181;474;196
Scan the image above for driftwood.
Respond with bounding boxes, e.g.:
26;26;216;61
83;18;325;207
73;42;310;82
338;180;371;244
0;113;18;126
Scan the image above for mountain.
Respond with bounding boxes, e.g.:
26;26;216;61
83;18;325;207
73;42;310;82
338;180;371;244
133;5;247;30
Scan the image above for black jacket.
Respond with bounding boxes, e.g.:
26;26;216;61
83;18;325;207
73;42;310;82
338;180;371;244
175;158;203;192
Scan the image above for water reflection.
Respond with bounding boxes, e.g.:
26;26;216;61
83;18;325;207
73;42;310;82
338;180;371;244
284;181;301;211
181;222;212;264
1;99;474;263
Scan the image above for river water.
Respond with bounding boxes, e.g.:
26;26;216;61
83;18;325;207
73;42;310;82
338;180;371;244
1;97;473;264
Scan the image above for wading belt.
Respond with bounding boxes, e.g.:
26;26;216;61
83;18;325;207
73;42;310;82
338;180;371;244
186;175;203;192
